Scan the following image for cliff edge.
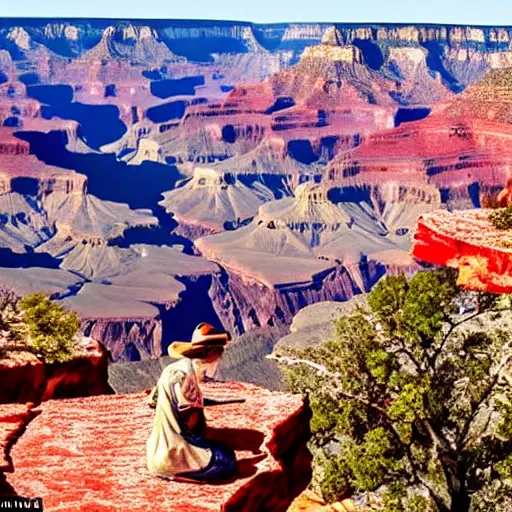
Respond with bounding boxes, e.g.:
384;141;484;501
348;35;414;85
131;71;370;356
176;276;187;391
412;208;512;293
0;337;113;404
1;381;311;512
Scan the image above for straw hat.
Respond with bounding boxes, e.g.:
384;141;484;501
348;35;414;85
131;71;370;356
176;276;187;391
168;323;231;360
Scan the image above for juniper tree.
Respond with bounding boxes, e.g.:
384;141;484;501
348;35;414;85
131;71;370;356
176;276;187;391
20;293;80;363
282;270;512;512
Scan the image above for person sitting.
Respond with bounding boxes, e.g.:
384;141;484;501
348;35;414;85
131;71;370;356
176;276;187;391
146;323;237;482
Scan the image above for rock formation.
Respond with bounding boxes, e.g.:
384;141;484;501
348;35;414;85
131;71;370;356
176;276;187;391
412;208;512;293
437;68;512;124
1;19;512;357
195;182;420;332
275;295;368;351
159;166;279;238
0;337;112;404
2;382;311;511
84;25;183;65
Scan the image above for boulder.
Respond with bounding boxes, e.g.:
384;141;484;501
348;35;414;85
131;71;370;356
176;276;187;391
276;296;367;351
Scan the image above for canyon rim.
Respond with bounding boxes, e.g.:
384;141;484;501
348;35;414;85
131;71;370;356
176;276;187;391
2;11;512;512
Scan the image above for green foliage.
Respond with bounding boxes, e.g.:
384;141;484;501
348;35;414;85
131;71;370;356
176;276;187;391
317;455;351;503
20;293;80;363
342;428;403;491
282;270;512;512
382;483;408;512
489;207;512;230
406;495;435;512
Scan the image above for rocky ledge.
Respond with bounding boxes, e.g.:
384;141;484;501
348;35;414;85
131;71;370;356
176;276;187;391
0;404;33;475
0;337;113;404
2;381;311;512
412;208;512;293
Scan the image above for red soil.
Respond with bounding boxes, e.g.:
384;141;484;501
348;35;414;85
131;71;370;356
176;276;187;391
0;403;33;473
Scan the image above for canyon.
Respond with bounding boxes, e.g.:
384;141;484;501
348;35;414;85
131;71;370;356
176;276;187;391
1;19;512;359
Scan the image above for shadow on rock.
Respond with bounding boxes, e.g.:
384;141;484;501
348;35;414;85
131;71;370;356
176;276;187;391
205;426;265;455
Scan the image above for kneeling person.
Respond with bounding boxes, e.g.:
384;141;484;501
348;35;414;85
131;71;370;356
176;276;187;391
146;323;236;482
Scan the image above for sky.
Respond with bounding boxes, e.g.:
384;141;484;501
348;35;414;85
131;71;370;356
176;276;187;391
0;0;509;26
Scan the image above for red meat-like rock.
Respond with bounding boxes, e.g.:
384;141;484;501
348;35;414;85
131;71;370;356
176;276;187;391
412;208;512;293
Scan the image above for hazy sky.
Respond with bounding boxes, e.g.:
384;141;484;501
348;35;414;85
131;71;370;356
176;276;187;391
0;0;509;26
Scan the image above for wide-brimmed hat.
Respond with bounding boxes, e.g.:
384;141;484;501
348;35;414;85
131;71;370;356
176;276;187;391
168;323;231;360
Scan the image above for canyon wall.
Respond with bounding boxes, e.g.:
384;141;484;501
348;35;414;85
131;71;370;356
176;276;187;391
1;18;512;360
0;338;113;404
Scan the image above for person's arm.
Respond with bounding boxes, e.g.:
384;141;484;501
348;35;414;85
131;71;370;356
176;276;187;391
172;379;206;436
178;407;206;435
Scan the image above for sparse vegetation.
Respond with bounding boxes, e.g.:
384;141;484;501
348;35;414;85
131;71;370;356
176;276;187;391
20;293;81;364
0;289;81;364
489;207;512;230
0;286;26;344
283;270;512;512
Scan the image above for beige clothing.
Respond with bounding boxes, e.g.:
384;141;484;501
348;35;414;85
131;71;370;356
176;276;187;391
146;358;212;477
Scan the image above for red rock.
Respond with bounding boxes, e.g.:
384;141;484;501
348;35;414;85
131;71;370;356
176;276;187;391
0;352;45;404
497;187;512;207
5;382;310;511
0;339;113;404
0;150;86;195
329;116;512;181
436;69;512;125
41;338;113;401
412;209;512;293
0;128;30;156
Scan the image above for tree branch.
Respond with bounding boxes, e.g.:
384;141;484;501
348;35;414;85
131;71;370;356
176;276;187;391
432;309;506;370
458;352;512;450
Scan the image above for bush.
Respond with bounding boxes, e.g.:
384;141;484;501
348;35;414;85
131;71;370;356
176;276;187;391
489;207;512;230
20;293;80;364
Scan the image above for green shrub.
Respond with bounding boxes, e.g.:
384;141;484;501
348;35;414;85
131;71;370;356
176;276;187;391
489;207;512;230
20;293;80;364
